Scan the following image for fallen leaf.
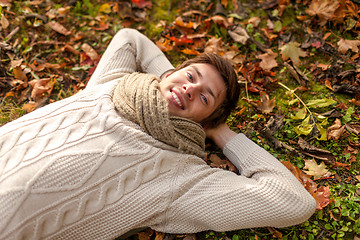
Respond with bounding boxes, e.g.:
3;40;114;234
313;185;331;210
207;154;238;173
81;43;99;62
298;137;336;164
345;123;360;135
1;13;9;29
327;119;346;140
306;98;337;108
280;42;307;65
337;38;360;53
11;59;28;81
154;232;165;240
245;91;276;114
267;227;282;238
156;38;174;52
205;15;231;28
47;21;71;35
29;78;54;100
204;37;226;55
306;0;340;25
175;16;196;29
180;48;200;55
99;3;111;13
0;0;11;7
131;0;152;9
248;17;261;27
304;159;330;180
294;115;315;136
22;101;39;113
228;25;249;44
257;50;278;71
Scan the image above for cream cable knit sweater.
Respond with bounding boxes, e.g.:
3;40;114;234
0;29;316;240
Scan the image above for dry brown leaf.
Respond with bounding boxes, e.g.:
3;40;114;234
228;25;249;44
298;137;336;164
81;43;99;61
204;37;226;55
327;119;346;141
1;13;9;29
306;0;340;25
0;0;11;7
246;91;276;114
47;21;71;35
282;161;331;210
22;101;38;113
247;17;261;27
257;50;278;71
205;15;231;28
337;38;360;53
313;185;331;210
154;232;165;240
267;227;283;238
11;59;28;81
29;78;54;100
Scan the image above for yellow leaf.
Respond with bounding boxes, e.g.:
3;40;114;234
304;159;330;180
99;3;111;13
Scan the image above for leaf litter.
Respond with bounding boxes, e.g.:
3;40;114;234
0;0;359;239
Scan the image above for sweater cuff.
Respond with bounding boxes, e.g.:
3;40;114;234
223;133;262;172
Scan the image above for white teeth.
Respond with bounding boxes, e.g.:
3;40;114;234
171;92;183;108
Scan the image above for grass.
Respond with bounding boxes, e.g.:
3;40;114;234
0;0;359;239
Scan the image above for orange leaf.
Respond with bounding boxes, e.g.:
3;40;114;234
22;101;38;113
313;185;331;210
180;48;200;55
156;39;174;52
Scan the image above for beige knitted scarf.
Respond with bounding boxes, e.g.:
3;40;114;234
112;72;206;158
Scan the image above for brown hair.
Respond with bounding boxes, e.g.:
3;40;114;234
174;52;240;127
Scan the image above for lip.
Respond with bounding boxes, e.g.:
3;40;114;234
170;89;185;110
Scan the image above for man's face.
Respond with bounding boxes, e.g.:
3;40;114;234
159;63;226;123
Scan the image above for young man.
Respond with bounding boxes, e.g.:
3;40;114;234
0;28;316;240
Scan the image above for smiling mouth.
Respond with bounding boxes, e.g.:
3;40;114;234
171;91;184;109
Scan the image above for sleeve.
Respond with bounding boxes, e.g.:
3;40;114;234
86;28;174;89
161;134;316;234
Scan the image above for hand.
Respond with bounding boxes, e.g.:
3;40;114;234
205;123;237;150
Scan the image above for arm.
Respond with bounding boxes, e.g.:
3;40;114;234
161;127;316;233
86;28;174;89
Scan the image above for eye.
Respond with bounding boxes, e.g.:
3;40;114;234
186;72;193;82
201;94;208;104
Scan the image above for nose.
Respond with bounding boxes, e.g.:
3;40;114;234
183;84;198;100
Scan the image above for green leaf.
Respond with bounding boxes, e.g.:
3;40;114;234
294;115;314;135
306;99;337;108
274;20;282;32
279;42;307;65
291;108;307;120
343;106;355;123
316;123;327;141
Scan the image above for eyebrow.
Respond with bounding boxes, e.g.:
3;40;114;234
191;66;217;105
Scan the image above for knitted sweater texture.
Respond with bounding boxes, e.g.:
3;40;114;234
0;29;316;240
